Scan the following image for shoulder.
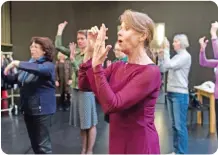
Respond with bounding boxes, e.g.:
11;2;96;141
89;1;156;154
43;61;55;69
140;64;161;77
182;50;191;58
127;64;161;83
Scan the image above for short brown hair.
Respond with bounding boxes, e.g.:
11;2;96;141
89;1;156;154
77;29;88;38
30;37;56;62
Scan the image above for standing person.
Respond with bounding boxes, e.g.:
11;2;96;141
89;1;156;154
79;10;161;154
3;37;56;154
158;34;191;154
55;21;98;154
55;52;72;111
199;21;218;138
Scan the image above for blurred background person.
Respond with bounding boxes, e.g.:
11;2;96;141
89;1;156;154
55;52;72;111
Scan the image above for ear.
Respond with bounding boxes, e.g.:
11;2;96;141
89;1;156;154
139;32;148;42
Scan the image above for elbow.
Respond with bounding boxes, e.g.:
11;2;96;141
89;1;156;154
199;61;205;67
55;47;61;51
101;99;121;114
103;105;119;114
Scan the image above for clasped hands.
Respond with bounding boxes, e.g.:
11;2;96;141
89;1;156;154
84;24;112;68
3;60;20;75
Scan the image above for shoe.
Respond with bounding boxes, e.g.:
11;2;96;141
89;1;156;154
58;107;63;111
64;107;69;111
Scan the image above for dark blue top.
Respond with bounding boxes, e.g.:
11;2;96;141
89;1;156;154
3;60;56;115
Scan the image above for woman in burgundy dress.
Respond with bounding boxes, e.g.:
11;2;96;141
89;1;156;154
78;10;161;154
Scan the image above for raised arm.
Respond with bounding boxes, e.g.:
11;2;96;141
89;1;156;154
158;48;170;72
212;38;218;59
199;36;218;68
199;49;218;68
18;61;55;77
159;48;190;71
55;21;70;56
210;21;218;58
93;65;161;114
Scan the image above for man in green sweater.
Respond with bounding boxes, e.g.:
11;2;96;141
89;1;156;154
55;21;98;154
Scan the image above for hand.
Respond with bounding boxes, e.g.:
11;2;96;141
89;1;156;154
57;21;68;35
92;24;112;68
157;49;164;59
68;80;72;85
87;26;109;52
199;36;209;51
4;60;20;75
210;21;218;38
106;60;112;67
69;42;76;61
83;26;105;63
87;26;100;51
55;81;59;87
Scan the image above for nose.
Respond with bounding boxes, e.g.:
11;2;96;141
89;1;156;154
117;29;122;36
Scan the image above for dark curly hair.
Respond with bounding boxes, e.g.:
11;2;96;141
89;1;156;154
30;37;56;62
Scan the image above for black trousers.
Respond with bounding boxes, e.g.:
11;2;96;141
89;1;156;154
24;114;52;154
60;92;70;108
215;99;218;138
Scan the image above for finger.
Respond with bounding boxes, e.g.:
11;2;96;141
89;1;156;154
94;26;99;34
205;40;209;44
102;45;112;59
201;36;206;40
91;27;95;34
90;27;95;35
92;26;98;34
87;29;92;34
105;45;112;54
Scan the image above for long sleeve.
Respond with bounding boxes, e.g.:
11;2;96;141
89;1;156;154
93;64;161;114
212;38;218;59
159;50;190;71
18;61;54;77
72;54;82;72
55;35;70;56
158;48;170;73
1;67;19;85
78;59;114;92
199;49;218;68
78;59;93;91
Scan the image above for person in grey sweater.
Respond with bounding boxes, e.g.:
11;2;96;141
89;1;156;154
158;34;191;154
